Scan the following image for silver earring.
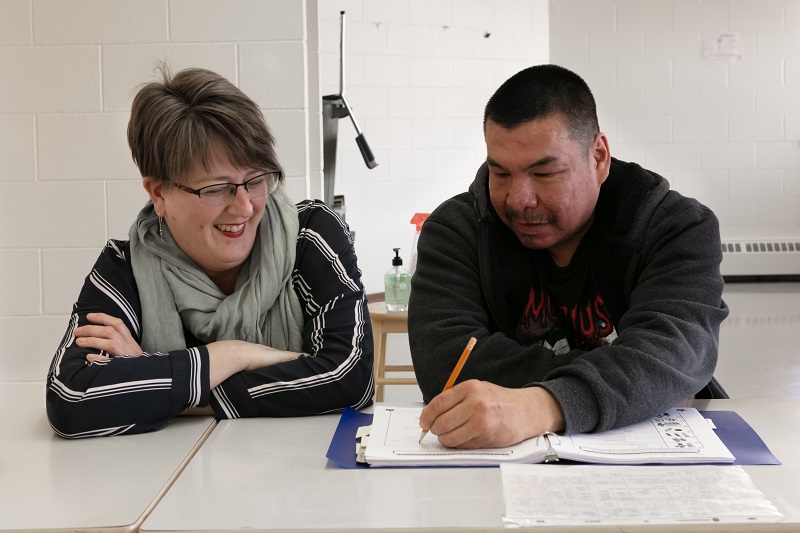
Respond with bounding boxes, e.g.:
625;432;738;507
158;216;164;242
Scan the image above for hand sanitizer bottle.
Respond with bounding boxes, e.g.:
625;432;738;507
385;248;411;312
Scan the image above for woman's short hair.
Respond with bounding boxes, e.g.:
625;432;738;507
483;64;600;152
127;65;283;190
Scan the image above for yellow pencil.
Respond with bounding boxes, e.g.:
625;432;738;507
419;336;477;443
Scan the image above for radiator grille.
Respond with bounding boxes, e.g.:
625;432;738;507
721;241;800;253
720;240;800;277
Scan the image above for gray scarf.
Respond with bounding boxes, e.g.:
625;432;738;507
129;188;304;354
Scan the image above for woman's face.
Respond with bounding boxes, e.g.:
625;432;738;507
145;154;268;291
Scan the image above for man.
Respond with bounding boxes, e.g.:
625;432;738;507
409;64;728;449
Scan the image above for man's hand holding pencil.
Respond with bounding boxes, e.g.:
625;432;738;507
417;337;566;449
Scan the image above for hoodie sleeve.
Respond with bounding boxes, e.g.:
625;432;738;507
538;197;728;434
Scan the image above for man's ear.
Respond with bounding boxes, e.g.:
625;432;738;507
142;177;166;216
591;132;611;186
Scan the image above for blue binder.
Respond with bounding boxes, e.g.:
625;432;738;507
326;407;780;469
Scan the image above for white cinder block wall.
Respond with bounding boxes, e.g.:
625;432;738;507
316;0;550;293
0;0;319;403
320;0;800;291
551;0;800;241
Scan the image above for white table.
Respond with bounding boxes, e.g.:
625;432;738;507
141;398;800;532
1;407;215;532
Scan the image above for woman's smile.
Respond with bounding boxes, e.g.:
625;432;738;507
215;222;247;237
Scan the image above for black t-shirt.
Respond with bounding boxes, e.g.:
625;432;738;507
514;236;618;354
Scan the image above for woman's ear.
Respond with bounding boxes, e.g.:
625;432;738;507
142;177;167;216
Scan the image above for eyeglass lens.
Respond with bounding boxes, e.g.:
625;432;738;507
198;174;270;208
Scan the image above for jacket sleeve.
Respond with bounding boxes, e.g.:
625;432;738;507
46;241;211;439
409;199;580;403
539;200;728;434
208;201;374;418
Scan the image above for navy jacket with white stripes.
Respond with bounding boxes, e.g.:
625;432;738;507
46;200;374;438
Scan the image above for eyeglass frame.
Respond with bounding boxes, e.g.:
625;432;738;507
168;170;283;208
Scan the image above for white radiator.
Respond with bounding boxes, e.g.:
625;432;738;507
720;240;800;278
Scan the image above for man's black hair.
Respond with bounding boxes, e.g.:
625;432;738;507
484;64;600;150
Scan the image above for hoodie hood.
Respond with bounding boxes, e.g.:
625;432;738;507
468;162;496;223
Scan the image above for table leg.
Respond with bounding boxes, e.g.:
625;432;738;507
372;321;385;402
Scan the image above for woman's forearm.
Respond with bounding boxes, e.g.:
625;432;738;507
207;340;303;388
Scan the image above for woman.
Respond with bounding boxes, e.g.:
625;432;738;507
46;67;374;438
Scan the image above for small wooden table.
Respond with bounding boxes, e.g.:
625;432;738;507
367;300;416;401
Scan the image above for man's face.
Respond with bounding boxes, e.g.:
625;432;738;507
486;115;610;266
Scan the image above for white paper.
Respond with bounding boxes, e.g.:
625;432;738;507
703;32;743;63
365;406;547;466
364;406;734;467
553;408;735;464
501;464;782;527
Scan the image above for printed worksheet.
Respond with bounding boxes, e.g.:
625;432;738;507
364;406;734;467
553;409;736;463
501;464;782;526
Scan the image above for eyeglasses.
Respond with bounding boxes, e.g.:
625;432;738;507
171;171;282;208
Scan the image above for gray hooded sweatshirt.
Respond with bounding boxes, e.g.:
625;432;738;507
409;158;728;435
